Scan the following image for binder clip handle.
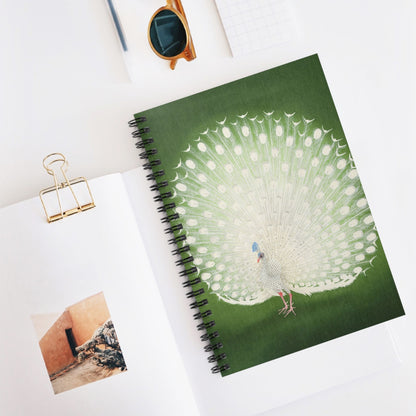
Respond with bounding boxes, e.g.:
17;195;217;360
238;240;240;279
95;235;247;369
39;153;95;223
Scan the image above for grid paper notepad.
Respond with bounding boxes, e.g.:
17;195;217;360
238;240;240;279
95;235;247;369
214;0;298;57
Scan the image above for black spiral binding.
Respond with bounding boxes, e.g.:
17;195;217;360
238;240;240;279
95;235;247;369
129;116;230;375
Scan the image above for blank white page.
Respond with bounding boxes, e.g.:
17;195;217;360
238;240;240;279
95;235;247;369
0;174;198;416
214;0;298;56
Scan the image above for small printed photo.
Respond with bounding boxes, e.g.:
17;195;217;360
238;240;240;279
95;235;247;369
31;292;127;394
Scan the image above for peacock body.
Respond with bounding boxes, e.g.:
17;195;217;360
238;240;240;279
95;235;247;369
170;111;378;309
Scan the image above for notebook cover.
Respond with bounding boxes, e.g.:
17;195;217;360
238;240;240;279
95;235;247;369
131;54;404;376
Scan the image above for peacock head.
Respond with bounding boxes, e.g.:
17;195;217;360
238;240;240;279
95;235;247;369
252;242;265;263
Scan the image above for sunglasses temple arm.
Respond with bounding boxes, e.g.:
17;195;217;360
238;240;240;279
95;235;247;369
170;59;178;70
171;0;186;18
174;0;196;61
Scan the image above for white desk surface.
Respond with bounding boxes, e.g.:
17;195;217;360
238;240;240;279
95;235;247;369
0;0;415;415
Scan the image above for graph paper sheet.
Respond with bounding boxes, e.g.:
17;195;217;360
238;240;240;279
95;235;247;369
214;0;298;57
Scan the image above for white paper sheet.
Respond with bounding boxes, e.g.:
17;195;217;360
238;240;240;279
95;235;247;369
214;0;298;56
0;174;198;416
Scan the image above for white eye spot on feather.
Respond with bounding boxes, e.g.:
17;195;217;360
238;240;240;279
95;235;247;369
215;144;225;154
185;159;195;169
222;127;231;138
225;163;233;173
201;273;211;280
207;160;216;170
314;128;322;139
349;219;358;227
353;230;363;239
340;206;350;215
357;198;367;208
324;166;334;175
198;142;207;152
322;145;331;155
348;169;358;179
345;186;356;196
331;224;340;233
176;183;187;191
363;215;374;224
197;173;207;183
330;180;339;190
337;159;346;169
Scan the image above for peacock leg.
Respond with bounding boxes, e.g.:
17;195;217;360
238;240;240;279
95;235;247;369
278;292;288;315
284;292;296;317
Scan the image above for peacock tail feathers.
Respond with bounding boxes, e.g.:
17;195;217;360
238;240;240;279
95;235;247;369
170;111;378;305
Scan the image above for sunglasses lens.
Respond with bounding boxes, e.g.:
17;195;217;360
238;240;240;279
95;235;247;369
149;10;187;57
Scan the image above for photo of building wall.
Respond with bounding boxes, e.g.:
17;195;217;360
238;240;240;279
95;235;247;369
32;292;127;394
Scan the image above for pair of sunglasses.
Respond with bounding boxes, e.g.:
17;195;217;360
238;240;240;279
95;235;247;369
148;0;196;70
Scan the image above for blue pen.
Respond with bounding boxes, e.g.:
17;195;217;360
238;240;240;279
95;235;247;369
106;0;128;52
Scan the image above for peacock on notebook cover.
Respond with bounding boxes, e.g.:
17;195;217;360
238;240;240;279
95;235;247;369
130;54;404;376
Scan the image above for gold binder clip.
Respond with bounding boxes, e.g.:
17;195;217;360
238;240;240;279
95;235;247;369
39;153;95;223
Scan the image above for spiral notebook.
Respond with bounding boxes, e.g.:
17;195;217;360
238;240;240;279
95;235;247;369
129;54;404;377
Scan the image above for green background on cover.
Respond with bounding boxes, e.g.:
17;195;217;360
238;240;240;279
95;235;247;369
134;55;404;375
